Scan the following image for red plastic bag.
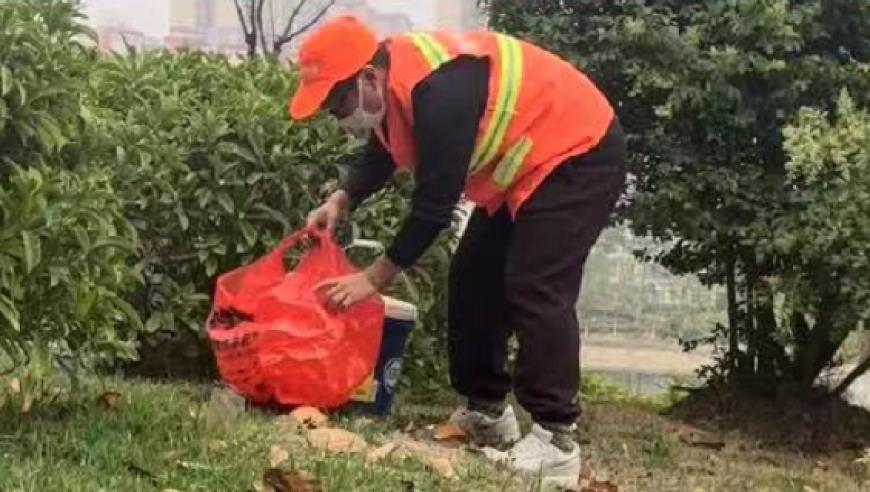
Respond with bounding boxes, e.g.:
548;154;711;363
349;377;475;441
206;227;385;408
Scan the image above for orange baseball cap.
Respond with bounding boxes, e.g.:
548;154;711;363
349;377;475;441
288;16;379;120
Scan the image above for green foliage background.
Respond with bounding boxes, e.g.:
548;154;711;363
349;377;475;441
1;1;455;393
487;0;870;392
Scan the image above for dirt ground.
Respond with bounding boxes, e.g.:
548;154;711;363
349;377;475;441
581;334;713;376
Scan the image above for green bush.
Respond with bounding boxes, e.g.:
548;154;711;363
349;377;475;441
86;52;353;344
1;1;141;378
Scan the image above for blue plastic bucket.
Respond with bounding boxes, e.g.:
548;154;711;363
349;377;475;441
348;295;417;415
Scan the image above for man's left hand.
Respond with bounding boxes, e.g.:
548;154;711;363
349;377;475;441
315;272;378;311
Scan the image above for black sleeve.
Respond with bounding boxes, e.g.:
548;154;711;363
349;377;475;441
338;136;396;210
385;56;490;268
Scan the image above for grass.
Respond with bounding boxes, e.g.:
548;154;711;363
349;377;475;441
0;376;534;492
0;373;868;492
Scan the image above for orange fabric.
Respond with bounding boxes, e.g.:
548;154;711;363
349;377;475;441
377;31;615;216
289;16;379;120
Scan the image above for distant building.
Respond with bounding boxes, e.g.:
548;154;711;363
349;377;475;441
165;0;246;55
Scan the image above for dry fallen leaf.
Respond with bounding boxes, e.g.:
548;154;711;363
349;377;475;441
366;441;399;463
253;480;274;492
579;463;593;481
370;438;462;478
581;479;619;492
97;391;123;411
432;422;467;443
161;449;185;463
269;445;290;467
208;440;229;453
289;406;328;429
8;378;21;394
422;456;455;478
263;467;323;492
677;426;725;451
307;428;367;454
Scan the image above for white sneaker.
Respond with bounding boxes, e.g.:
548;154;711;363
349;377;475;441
482;423;580;489
449;404;521;449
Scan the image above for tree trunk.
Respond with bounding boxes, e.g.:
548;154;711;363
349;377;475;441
726;258;739;375
793;296;847;390
755;289;780;390
248;0;258;58
246;34;257;58
745;275;756;380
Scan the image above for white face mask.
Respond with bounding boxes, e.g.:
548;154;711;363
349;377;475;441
338;76;385;132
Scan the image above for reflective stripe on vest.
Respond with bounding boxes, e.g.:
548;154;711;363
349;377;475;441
407;32;531;188
492;136;533;188
470;34;524;176
408;32;450;68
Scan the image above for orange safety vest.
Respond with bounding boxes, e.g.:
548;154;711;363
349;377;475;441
375;30;615;216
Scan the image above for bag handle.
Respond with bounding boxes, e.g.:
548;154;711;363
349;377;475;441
260;225;330;275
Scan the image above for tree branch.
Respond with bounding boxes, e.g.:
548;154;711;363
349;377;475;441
275;0;336;52
833;353;870;397
233;0;251;36
279;0;308;43
268;0;276;50
256;0;267;54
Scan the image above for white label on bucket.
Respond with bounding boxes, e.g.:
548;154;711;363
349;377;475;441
383;358;402;394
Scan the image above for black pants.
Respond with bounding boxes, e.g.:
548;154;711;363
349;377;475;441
448;119;627;425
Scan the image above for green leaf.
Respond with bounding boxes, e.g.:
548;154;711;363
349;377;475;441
145;313;162;333
252;203;290;231
230;145;258;164
48;266;69;288
217;193;234;214
109;295;144;332
0;65;11;97
116;145;127;165
0;293;20;332
75;287;97;320
205;257;219;277
73;226;91;251
239;221;258;247
88;238;139;257
175;205;190;231
20;230;41;274
15;82;26;107
0;99;7;133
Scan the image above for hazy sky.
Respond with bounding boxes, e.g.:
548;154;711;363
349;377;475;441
82;0;438;39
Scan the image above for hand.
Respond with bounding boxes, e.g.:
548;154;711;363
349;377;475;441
315;272;379;312
306;190;350;233
306;202;341;233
